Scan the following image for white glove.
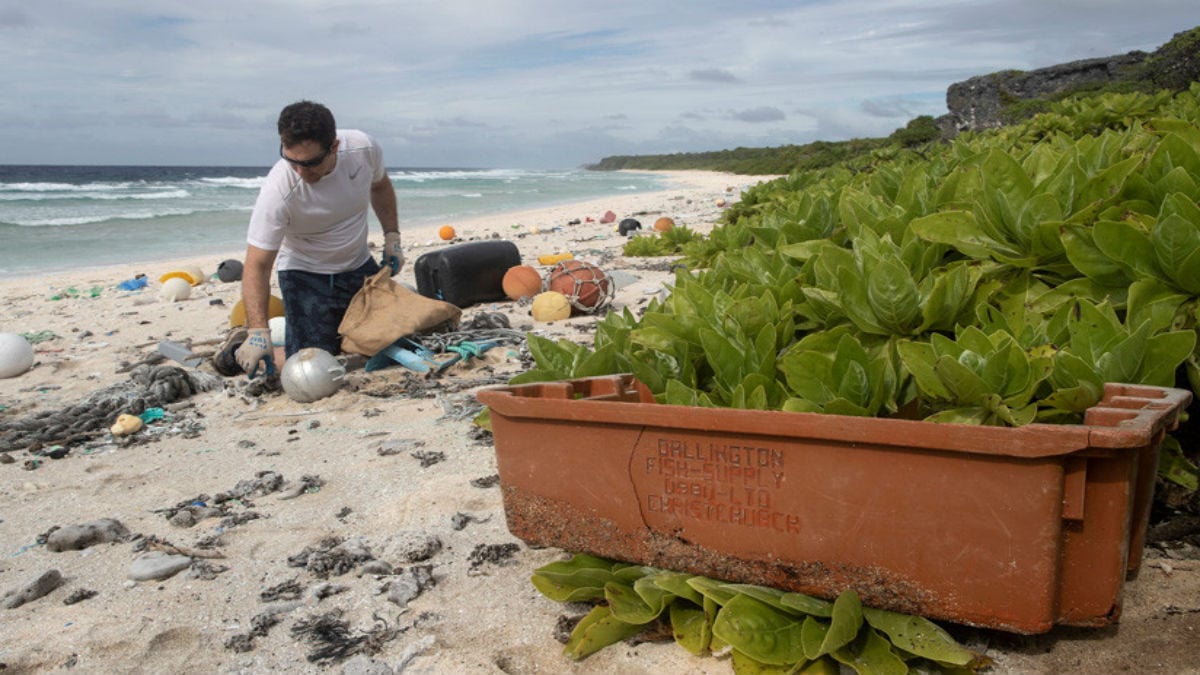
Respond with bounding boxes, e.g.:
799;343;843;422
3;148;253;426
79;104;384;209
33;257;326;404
235;328;274;377
383;231;405;275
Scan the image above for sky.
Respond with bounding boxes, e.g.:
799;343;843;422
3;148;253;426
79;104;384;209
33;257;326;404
1;1;1198;169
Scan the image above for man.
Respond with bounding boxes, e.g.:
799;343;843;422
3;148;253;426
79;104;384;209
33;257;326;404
233;100;404;375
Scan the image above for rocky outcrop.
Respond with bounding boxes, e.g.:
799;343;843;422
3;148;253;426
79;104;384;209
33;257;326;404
942;52;1148;133
940;26;1200;135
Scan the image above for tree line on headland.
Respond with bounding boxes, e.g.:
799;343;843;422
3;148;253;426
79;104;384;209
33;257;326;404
587;26;1200;176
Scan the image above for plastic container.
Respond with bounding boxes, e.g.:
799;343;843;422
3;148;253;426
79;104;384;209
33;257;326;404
157;340;202;368
477;375;1191;634
537;252;574;265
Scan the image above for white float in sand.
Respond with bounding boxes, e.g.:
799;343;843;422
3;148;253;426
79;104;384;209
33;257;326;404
280;348;345;403
159;277;192;302
0;332;34;378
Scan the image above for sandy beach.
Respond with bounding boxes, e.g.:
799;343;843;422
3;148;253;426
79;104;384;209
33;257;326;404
1;169;1198;675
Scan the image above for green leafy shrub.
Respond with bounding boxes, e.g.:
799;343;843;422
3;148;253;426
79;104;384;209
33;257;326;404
534;553;991;674
521;86;1200;487
503;84;1200;675
888;115;942;148
622;224;701;257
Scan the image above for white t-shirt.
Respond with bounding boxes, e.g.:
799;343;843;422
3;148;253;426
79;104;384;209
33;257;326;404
246;129;387;273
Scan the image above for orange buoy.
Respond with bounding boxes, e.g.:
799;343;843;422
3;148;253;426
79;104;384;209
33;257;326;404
502;265;542;300
438;225;457;240
546;260;612;315
653;217;674;232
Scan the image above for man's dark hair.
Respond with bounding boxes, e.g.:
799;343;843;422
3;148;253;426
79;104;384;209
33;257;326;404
277;100;336;149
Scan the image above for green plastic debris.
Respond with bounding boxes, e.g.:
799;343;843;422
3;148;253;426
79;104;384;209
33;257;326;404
139;408;166;423
20;330;58;344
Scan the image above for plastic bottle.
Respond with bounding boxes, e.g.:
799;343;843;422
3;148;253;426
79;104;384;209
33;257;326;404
537;252;574;265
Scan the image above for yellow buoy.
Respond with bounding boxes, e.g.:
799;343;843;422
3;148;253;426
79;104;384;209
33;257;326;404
159;264;206;286
230;295;286;327
531;291;571;322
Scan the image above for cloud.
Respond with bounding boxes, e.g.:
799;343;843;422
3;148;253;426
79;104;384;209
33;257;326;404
436;117;490;129
731;106;786;123
0;8;31;28
689;68;741;83
1;0;1197;166
860;96;929;119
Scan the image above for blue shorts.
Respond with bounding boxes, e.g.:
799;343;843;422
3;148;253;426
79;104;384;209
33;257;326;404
277;257;381;358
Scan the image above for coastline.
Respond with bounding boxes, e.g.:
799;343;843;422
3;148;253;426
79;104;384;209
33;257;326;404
0;169;741;288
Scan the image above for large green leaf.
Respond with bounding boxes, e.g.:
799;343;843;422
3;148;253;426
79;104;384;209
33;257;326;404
605;578;673;624
862;607;983;667
562;605;644;660
780;350;836;404
670;603;711;656
651;571;706;606
1153;213;1200;294
1093;219;1164;281
1141;330;1197;386
818;590;864;656
896;340;949;400
1061;224;1134;287
835;263;888;336
531;553;622;602
866;257;922;334
1148;133;1200;181
831;628;908;675
910;210;999;259
919;261;978;332
801;616;830;661
1075;155;1141;210
981;146;1034;203
1159;435;1200;491
712;594;809;666
687;576;741;606
1157;193;1200;293
721;585;793;613
699;327;745;392
935;356;991;406
781;592;835;618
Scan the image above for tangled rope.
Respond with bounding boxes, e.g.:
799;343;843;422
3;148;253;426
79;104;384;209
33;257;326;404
0;364;220;453
410;312;527;353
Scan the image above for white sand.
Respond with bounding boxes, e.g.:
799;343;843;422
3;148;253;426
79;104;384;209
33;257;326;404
0;170;1196;675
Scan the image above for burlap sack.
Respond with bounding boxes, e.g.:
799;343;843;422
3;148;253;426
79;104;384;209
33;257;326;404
339;268;462;356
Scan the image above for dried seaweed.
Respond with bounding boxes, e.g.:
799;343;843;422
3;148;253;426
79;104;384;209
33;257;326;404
289;611;400;664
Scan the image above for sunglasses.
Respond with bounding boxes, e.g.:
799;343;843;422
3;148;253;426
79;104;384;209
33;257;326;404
279;144;331;168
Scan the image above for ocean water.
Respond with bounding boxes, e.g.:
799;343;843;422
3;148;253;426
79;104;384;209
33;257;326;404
0;165;665;280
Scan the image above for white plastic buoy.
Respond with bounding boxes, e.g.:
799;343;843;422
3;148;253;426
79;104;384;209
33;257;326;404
159;277;192;302
268;316;287;347
182;264;206;286
0;333;35;378
280;348;345;403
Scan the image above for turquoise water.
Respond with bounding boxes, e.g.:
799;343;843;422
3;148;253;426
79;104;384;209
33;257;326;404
0;165;665;279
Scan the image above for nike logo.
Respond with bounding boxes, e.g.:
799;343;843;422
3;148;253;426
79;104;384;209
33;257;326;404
349;167;362;180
